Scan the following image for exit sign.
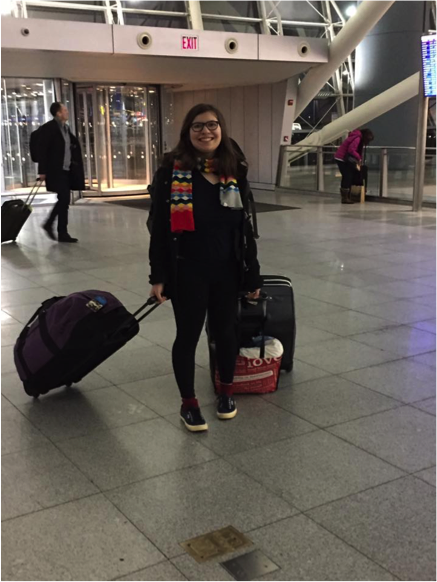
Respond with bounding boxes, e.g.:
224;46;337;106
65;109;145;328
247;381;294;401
182;35;199;50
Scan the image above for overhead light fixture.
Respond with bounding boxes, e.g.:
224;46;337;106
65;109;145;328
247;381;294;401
345;5;357;17
342;70;349;76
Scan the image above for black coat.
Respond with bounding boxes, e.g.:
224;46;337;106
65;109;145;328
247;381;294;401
149;164;262;294
37;119;85;192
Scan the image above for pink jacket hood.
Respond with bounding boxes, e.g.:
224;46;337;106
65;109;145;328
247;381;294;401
335;130;363;162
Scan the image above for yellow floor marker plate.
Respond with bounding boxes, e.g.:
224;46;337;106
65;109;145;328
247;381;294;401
180;525;253;563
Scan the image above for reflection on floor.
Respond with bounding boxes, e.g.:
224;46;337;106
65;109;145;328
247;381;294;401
104;196;300;213
281;163;437;203
1;189;435;581
3;180;150;199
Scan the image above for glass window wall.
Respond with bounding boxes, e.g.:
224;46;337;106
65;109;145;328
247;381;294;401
1;77;54;192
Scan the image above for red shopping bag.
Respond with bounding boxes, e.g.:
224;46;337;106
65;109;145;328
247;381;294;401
215;338;283;394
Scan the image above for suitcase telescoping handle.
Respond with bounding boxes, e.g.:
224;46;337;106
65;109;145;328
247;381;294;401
132;296;160;323
25;179;43;207
238;294;268;359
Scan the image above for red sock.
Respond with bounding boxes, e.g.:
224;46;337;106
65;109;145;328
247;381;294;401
217;383;233;396
182;397;199;410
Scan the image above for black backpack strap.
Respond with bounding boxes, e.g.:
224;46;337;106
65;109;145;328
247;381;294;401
19;296;64;337
248;189;259;239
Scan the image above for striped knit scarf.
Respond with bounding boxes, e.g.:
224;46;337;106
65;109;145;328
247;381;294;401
170;158;242;233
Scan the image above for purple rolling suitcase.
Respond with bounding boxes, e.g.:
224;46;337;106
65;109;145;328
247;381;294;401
14;290;159;398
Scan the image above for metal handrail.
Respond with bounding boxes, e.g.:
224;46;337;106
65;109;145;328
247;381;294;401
9;0;343;28
277;143;436;210
282;145;436;151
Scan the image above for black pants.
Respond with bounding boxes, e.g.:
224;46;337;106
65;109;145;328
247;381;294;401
46;171;70;234
336;160;354;190
171;258;239;399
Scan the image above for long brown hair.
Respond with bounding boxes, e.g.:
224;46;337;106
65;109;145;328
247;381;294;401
361;128;374;146
163;103;246;177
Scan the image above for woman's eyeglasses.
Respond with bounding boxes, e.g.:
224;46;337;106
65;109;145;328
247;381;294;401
191;121;220;133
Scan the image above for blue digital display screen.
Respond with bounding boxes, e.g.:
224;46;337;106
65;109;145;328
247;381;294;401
421;35;436;97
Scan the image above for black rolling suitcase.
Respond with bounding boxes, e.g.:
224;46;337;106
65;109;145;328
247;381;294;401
351;166;368;202
208;275;296;384
240;275;296;372
14;291;160;398
1;180;42;243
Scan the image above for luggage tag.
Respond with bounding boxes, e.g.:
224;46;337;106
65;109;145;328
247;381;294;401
86;295;108;312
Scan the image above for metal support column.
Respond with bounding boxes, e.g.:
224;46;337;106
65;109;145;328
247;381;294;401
322;0;346;118
412;69;429;211
330;0;354;91
316;148;324;191
296;0;394;118
413;0;431;212
291;72;420;160
53;79;62;102
104;88;114;189
267;1;283;35
186;0;204;30
432;1;436;28
82;92;93;190
103;0;114;24
257;1;271;35
18;0;28;18
379;148;388;197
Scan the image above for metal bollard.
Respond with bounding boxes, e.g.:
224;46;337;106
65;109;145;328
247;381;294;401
316;148;324;192
379;148;388;198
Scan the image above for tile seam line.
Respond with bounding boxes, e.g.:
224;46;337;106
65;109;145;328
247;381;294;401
264;396;406;431
301;473;421;516
224;423;411;478
320;424;427;475
105;459;299;561
111;559;187;582
246;505;403;581
302;511;402;581
272;369;414;409
296;351;432;376
0;491;101;524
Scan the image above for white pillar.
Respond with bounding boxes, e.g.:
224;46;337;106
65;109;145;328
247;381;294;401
412;68;428;211
187;0;204;31
280;77;299;146
257;1;271;35
290;72;420;159
295;0;395;118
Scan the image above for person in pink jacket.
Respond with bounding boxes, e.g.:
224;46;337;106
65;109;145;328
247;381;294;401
335;128;374;204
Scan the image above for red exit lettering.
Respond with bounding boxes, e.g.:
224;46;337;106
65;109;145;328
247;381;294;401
182;36;199;50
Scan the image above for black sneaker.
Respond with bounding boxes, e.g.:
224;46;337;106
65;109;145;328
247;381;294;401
58;233;78;243
180;406;208;432
217;395;237;420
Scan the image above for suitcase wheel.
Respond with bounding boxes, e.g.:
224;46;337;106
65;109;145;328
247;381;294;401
24;381;39;398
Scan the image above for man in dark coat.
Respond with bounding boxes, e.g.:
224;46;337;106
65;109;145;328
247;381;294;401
38;102;85;243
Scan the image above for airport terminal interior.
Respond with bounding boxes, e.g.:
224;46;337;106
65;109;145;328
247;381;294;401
1;1;436;581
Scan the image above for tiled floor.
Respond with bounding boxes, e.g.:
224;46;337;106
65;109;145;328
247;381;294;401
1;191;436;581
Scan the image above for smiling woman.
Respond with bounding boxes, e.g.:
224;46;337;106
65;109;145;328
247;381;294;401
148;102;262;433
